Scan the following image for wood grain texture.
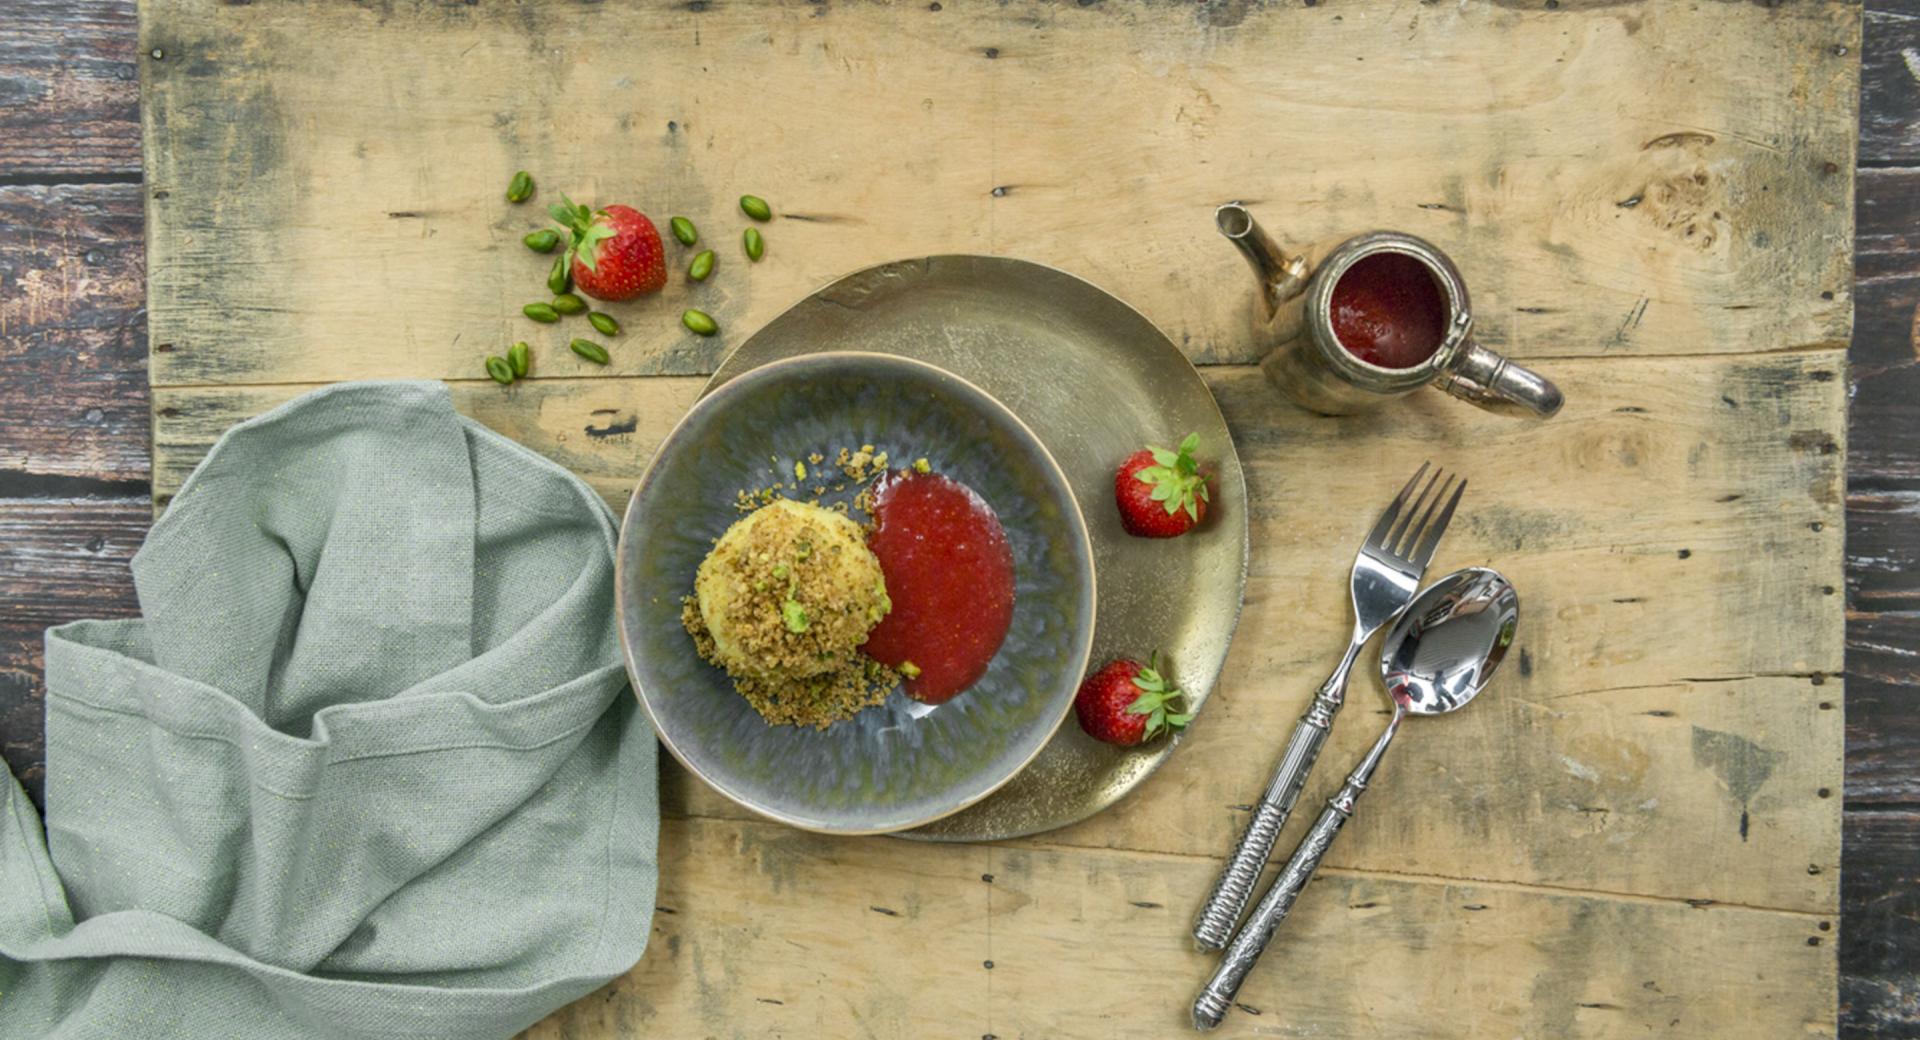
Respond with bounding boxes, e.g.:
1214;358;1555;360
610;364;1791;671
0;622;49;807
0;495;146;810
0;496;146;627
1841;11;1920;1030
1847;613;1920;805
122;0;1857;1035
1844;810;1920;1038
0;183;150;489
524;816;1834;1040
1863;5;1920;165
1841;163;1920;810
0;0;140;179
141;0;1857;391
155;352;1847;919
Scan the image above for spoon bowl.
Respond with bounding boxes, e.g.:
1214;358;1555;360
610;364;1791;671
1381;566;1519;716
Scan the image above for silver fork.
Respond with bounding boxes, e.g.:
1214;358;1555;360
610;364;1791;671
1191;463;1465;951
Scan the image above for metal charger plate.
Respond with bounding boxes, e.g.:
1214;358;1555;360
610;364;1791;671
706;255;1248;841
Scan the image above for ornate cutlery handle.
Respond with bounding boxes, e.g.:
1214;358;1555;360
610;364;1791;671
1190;703;1334;950
1191;711;1403;1032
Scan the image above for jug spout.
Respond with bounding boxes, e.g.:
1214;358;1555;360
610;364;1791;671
1217;202;1309;316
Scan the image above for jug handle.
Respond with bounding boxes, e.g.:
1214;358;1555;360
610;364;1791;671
1436;342;1565;418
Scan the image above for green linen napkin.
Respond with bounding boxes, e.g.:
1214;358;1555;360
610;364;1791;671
0;381;658;1039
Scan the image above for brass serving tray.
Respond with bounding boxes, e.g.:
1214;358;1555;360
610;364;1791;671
707;255;1248;841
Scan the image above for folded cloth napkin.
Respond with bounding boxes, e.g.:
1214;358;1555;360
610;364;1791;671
0;381;657;1039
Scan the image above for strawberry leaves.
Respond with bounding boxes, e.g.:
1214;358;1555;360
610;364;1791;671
548;193;615;273
1122;652;1193;741
1132;431;1210;522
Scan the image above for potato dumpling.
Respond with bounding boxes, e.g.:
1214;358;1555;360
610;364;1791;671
693;498;891;680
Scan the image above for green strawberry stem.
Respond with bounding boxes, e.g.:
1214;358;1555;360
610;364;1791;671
1133;432;1210;522
548;193;613;273
1122;651;1192;741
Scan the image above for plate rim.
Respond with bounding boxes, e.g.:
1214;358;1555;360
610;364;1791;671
615;348;1098;835
705;254;1251;842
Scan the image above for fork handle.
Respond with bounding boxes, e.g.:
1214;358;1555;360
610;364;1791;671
1191;645;1359;951
1193;800;1352;1030
1193;711;1403;1031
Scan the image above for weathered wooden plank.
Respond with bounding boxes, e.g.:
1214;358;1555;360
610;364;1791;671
150;376;707;511
0;495;145;811
0;622;49;809
1850;488;1920;615
0;0;140;179
1844;161;1920;807
522;815;1834;1040
1842;809;1920;1039
1863;4;1920;166
1850;167;1920;496
0;183;150;489
1846;613;1920;805
153;349;1847;912
142;0;1857;390
0;495;146;626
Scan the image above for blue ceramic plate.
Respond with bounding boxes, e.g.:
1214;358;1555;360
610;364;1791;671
616;352;1096;834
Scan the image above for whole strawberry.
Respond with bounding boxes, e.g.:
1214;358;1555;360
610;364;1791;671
1115;432;1210;538
1074;653;1193;747
550;196;667;301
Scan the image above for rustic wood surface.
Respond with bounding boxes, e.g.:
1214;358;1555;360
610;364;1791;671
134;1;1855;1035
1;0;1914;1035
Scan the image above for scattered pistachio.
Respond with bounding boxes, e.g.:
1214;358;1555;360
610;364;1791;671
899;660;922;679
551;292;587;315
683;309;719;336
670;216;698;246
485;356;514;385
570;338;610;365
795;539;812;560
506;170;534;203
781;599;810;633
688;249;715;281
913;457;931;474
547;254;571;295
588;311;620;336
523;302;561;323
773;563;790;580
522;229;560;253
743;227;765;261
739;194;773;222
794;460;808;481
507;341;531;378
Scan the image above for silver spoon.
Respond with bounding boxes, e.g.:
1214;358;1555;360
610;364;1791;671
1192;567;1519;1031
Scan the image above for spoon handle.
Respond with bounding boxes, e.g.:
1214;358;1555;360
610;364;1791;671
1191;654;1357;951
1192;713;1403;1032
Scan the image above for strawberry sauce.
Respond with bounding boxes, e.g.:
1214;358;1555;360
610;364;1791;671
1329;252;1449;370
861;472;1015;705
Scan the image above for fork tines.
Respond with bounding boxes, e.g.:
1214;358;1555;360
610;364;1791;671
1367;462;1466;571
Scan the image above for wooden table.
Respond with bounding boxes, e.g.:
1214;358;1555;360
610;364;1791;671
2;1;1916;1035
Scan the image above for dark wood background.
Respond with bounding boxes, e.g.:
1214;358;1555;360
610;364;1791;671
0;1;1912;1033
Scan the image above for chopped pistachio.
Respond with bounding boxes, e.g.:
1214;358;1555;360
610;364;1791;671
781;599;810;633
899;660;922;679
913;457;931;474
794;460;808;481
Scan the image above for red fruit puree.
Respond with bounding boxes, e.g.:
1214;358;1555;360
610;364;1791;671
1329;252;1449;370
861;471;1015;704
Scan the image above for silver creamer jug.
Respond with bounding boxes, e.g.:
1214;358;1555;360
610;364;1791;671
1218;202;1563;419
